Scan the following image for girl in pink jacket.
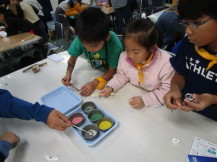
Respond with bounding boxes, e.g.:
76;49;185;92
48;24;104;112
100;18;175;109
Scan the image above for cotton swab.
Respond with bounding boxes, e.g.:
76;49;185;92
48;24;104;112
92;93;115;96
72;125;95;136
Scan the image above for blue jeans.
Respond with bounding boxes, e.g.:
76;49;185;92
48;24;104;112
157;11;179;46
114;1;131;34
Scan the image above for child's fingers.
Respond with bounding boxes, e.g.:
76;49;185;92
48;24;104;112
102;92;110;98
130;102;141;109
164;96;180;110
80;86;88;95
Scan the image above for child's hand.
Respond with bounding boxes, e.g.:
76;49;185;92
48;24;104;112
129;96;145;109
163;89;182;110
80;80;98;96
179;93;216;112
47;110;72;131
100;86;113;98
0;132;20;146
62;74;72;86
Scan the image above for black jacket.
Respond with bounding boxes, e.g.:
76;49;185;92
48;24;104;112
4;4;33;36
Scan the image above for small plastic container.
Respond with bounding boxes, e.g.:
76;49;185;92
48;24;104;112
41;86;118;146
81;124;99;141
81;102;96;114
88;109;103;123
97;117;114;132
69;113;84;126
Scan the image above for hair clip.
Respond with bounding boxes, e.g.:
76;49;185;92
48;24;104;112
185;93;195;101
141;13;147;19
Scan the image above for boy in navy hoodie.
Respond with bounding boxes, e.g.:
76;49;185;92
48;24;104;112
164;0;217;121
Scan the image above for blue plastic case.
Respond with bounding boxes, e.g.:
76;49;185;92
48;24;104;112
41;86;118;146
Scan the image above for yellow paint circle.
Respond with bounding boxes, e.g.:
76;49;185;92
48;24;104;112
99;121;112;130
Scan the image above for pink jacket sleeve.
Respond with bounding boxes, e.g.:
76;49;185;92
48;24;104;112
106;53;129;92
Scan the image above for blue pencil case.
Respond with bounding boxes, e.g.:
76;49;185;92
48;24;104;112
41;86;118;146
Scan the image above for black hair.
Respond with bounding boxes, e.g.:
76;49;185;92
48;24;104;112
0;0;10;6
75;7;109;43
123;18;159;51
68;0;82;8
0;7;6;14
178;0;217;20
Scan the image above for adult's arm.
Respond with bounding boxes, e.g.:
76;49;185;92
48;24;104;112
0;89;53;124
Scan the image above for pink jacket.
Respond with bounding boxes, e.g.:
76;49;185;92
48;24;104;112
107;48;175;107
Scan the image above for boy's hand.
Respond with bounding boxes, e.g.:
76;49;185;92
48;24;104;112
129;96;145;109
179;93;215;112
0;132;20;146
100;87;113;98
62;75;72;86
164;89;182;110
47;110;72;131
80;80;98;96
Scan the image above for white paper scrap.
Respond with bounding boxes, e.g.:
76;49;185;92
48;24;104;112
47;54;64;63
172;138;180;144
45;154;59;161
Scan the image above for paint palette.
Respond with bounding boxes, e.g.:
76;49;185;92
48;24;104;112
41;86;118;146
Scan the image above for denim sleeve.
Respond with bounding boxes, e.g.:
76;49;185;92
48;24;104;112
0;89;53;124
0;140;12;160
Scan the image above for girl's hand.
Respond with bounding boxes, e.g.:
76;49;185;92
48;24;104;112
163;89;182;110
129;96;145;109
179;93;216;112
99;87;113;98
80;80;98;96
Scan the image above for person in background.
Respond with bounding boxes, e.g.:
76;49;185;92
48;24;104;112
55;0;68;22
100;18;175;109
163;0;217;121
19;0;47;42
65;0;88;27
157;0;179;48
22;0;48;33
58;0;65;4
94;0;110;7
109;0;131;34
65;0;88;17
0;89;72;162
0;0;8;8
23;0;43;17
0;6;33;36
62;8;123;96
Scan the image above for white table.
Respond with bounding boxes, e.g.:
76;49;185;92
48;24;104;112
0;51;217;162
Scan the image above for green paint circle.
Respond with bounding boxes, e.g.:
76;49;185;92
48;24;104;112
90;114;102;121
84;106;94;113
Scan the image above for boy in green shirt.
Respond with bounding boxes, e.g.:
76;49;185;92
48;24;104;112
62;7;123;96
